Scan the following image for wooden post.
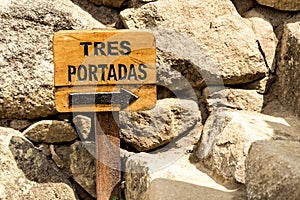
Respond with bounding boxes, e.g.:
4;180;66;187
95;112;121;200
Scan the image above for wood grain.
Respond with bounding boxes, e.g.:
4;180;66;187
53;30;156;86
54;84;156;112
95;112;121;200
53;30;156;112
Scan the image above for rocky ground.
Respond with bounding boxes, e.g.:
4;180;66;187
1;0;300;199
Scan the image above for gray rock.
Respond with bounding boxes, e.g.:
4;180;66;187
70;141;96;198
194;108;300;184
120;98;201;151
0;0;105;119
0;119;10;128
72;0;120;28
203;87;264;112
244;6;292;42
9;119;32;131
256;0;300;11
73;115;92;140
120;0;269;85
23;120;78;143
9;136;71;184
277;18;300;116
125;144;244;200
89;0;125;8
53;141;96;198
246;15;277;70
0;128;76;199
124;123;206;200
232;0;257;15
246;140;300;199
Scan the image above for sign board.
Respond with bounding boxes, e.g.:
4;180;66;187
53;30;156;112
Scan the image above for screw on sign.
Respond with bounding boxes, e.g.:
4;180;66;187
53;30;156;200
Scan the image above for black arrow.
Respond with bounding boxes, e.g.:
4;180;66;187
69;89;139;109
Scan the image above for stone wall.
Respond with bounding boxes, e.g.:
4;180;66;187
1;0;300;199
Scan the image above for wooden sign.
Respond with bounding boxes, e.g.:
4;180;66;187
53;30;156;112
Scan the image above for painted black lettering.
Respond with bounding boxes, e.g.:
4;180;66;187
89;64;98;81
98;64;107;81
128;64;137;80
68;65;76;82
80;42;92;56
94;42;106;56
138;64;147;80
119;41;131;55
78;65;87;81
107;64;117;81
118;64;127;80
107;41;119;56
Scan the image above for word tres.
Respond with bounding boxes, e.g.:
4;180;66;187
67;41;148;82
80;41;131;56
68;63;147;82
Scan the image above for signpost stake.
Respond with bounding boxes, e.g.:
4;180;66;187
95;112;121;200
53;30;156;200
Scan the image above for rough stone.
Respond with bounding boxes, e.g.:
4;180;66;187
0;119;10;128
246;15;277;70
124;123;204;199
73;115;92;140
53;141;96;198
194;108;300;184
232;0;257;15
120;98;201;151
72;0;120;28
256;0;300;11
125;154;245;200
277;18;300;117
203;87;264;112
9;119;32;131
120;0;269;85
0;128;76;199
239;76;273;94
244;6;292;43
148;179;246;200
70;141;96;198
0;0;105;119
23;120;78;143
89;0;125;8
246;140;300;199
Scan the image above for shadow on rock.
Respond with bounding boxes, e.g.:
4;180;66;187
8;135;72;186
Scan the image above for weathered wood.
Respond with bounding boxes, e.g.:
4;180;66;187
95;112;121;200
53;30;156;86
54;85;156;112
53;30;156;112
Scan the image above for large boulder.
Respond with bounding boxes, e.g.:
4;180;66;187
0;127;76;199
194;108;300;184
277;18;300;116
120;98;201;151
0;0;105;119
52;142;96;198
125;153;245;200
256;0;300;11
23;120;78;143
124;124;243;200
246;140;300;199
124;123;243;200
120;0;271;86
203;87;264;112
